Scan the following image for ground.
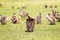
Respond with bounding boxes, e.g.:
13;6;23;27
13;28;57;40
0;0;60;40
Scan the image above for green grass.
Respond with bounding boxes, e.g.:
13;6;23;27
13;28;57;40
0;0;60;40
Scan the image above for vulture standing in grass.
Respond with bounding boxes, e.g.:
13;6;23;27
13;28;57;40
11;13;21;24
46;13;55;25
55;12;60;22
19;10;28;17
26;16;35;32
11;13;17;24
36;13;42;24
52;10;60;22
0;15;7;25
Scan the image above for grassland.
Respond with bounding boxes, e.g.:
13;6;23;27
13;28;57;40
0;0;60;40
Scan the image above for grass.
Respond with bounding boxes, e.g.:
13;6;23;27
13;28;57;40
0;0;60;40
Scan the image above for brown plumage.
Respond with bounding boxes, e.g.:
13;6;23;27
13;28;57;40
11;13;21;24
47;13;55;25
0;16;7;25
52;10;60;22
36;13;41;24
11;15;17;24
19;10;28;17
26;16;35;32
26;18;35;32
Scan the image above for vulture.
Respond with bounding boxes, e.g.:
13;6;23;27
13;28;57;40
52;10;60;22
36;13;41;24
26;16;35;32
19;10;28;17
47;13;55;25
11;13;21;24
0;15;7;25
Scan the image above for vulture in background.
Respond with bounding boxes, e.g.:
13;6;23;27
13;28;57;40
11;13;21;24
19;10;28;17
46;13;55;25
26;15;35;32
36;13;41;24
52;10;60;22
0;15;7;25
